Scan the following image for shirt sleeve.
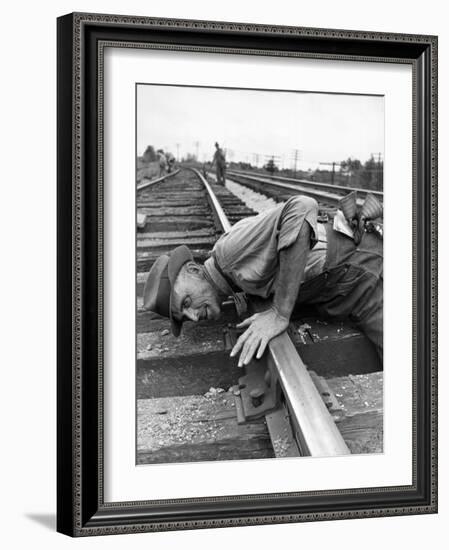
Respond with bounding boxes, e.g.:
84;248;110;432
277;195;319;252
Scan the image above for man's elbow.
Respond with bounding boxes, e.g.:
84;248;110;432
300;195;319;212
288;195;319;216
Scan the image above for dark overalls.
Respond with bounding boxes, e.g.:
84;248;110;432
296;220;383;359
214;149;226;185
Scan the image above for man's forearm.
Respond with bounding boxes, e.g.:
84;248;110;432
230;214;314;366
230;222;312;366
273;222;311;320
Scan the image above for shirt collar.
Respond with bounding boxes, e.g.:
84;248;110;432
204;257;234;297
204;257;248;317
333;209;354;239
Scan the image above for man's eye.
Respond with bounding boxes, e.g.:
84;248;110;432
183;298;191;309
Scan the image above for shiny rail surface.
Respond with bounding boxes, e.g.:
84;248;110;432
228;169;384;198
137;169;180;192
227;169;383;208
188;168;232;233
267;333;350;456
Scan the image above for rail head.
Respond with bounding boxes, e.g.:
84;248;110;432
267;333;350;456
228;169;383;200
189;167;232;233
137;169;180;192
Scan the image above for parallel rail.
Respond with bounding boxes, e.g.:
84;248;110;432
228;169;383;198
226;169;383;208
137;169;180;192
194;168;350;457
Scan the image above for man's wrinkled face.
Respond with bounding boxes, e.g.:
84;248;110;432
171;262;222;323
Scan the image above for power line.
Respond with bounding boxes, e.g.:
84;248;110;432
292;149;302;177
319;161;342;185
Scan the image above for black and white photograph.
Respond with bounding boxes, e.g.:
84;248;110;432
0;0;443;544
136;84;384;465
52;8;437;540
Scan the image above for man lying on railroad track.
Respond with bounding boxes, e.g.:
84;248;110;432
143;192;383;367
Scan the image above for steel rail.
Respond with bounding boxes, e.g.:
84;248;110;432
226;170;361;207
189;168;232;233
267;333;350;456
224;171;353;208
137;169;180;192
228;169;383;199
192;167;350;457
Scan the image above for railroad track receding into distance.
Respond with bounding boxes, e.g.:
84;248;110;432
225;169;383;211
136;166;382;464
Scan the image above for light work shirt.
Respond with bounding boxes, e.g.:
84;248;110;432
212;195;327;299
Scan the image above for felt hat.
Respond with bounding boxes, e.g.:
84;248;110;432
143;245;193;336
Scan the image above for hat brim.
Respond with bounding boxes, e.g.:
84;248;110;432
169;294;183;337
167;245;194;337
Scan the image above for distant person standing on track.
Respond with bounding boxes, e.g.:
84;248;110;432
157;149;168;177
166;152;176;173
212;142;226;185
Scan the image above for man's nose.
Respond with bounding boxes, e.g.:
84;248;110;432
184;309;199;322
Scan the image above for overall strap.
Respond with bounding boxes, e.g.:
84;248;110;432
211;252;242;293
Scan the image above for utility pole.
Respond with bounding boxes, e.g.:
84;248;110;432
195;141;200;162
319;161;342;186
370;152;383;189
292;149;301;177
375;152;383;190
176;143;180;162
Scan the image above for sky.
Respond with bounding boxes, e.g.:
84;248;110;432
137;84;384;171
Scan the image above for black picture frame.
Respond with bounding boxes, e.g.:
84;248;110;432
57;12;438;536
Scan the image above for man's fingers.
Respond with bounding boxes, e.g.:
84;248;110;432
236;316;254;328
230;328;252;357
256;338;268;360
239;337;260;367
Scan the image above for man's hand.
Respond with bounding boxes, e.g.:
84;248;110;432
230;308;289;367
230;206;315;367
